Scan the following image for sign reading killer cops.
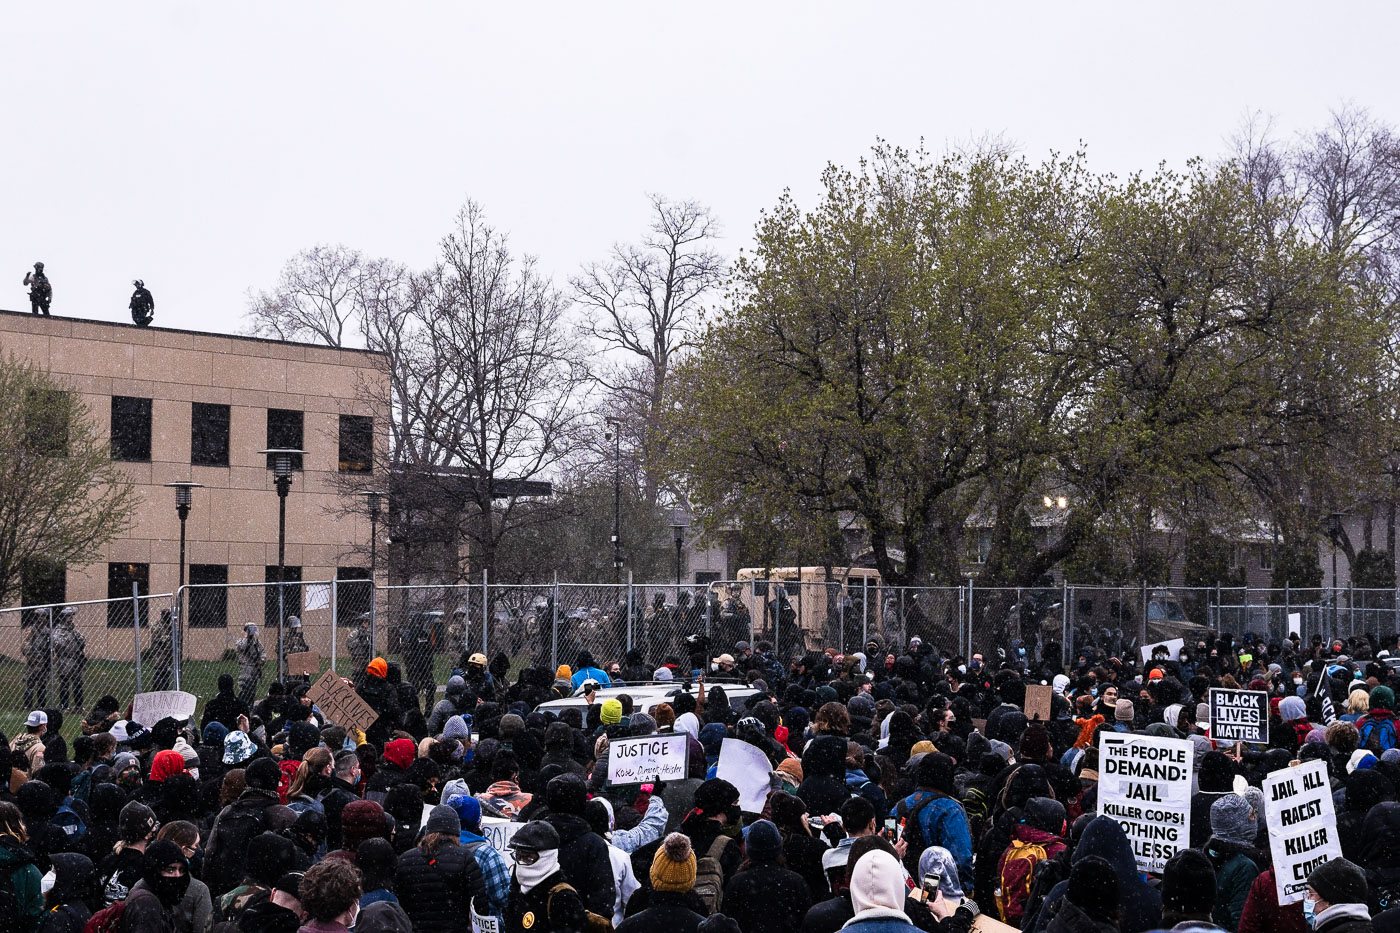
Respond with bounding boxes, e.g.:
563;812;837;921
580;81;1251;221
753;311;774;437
1098;732;1194;872
1264;760;1341;904
1209;688;1270;744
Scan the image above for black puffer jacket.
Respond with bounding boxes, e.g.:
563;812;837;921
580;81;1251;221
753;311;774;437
394;840;487;933
796;736;848;815
542;812;614;918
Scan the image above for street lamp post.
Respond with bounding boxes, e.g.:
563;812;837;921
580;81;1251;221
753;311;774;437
164;481;202;690
365;490;385;652
605;417;622;583
671;515;689;588
259;448;305;683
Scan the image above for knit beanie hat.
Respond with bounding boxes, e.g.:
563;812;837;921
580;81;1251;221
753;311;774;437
849;849;907;916
776;758;804;785
744;819;783;862
424;805;461;837
651;833;697;892
556;665;572;681
1373;685;1396;711
1067;855;1119;923
600;699;623;725
367;657;388;678
1161;848;1216;914
1024;797;1067;836
631;713;657;737
1019;723;1052;761
1114;699;1135;722
1209;793;1256;845
1308;856;1369;906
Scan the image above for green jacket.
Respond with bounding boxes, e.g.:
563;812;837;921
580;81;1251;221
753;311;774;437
1207;839;1262;932
0;836;43;933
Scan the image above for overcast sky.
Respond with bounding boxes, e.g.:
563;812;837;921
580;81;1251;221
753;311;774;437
3;3;1398;336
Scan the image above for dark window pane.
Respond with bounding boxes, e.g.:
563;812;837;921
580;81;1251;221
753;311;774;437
25;389;70;456
110;396;152;462
187;564;228;628
266;409;304;470
20;559;66;629
336;566;372;622
265;565;303;627
338;415;373;473
191;402;230;467
107;562;150;628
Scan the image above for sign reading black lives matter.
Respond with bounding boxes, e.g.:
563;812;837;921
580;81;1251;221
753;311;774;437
1264;760;1341;904
1209;688;1269;744
1098;732;1194;873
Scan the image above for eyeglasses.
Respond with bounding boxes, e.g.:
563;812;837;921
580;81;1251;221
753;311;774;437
512;848;541;866
180;844;198;856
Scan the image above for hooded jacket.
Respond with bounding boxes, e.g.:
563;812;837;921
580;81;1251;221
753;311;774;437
796;736;849;815
0;835;42;933
541;811;615;919
1025;816;1162;933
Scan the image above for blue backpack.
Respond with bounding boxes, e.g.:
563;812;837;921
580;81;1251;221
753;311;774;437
1360;716;1398;752
53;797;88;842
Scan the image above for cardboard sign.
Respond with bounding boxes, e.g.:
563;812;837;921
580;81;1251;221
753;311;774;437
971;916;1018;933
305;669;379;733
1140;638;1184;663
716;737;773;813
1264;759;1341;904
482;818;521;867
1098;732;1194;873
970;719;987;735
1024;684;1053;722
607;734;688;785
131;691;197;726
1209;688;1269;744
286;651;320;676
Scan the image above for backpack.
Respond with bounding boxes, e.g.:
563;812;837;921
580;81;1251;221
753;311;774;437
693;835;731;915
1360;716;1398;752
546;882;613;933
54;798;89;842
204;805;269;896
894;793;941;878
84;900;125;933
996;837;1051;924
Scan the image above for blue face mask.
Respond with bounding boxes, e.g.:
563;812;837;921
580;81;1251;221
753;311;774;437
1303;896;1317;927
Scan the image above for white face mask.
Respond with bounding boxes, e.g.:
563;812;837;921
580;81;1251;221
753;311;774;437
514;849;560;892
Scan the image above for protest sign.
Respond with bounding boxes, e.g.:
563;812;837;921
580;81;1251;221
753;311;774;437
1139;638;1184;663
970;719;987;735
472;905;500;933
131;691;197;726
1024;684;1053;722
304;583;331;611
1098;732;1194;872
305;669;379;733
716;737;773;813
1264;759;1341;904
482;818;522;867
1209;688;1269;744
285;651;320;676
971;916;1017;933
607;734;688;784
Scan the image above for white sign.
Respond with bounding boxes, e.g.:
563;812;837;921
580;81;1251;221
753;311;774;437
131;691;197;726
1140;638;1184;663
482;818;522;867
715;737;772;813
305;583;331;611
472;905;500;933
1098;732;1194;873
607;734;688;785
1288;612;1301;630
1264;760;1341;904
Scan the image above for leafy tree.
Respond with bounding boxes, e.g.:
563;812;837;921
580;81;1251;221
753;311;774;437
0;356;139;605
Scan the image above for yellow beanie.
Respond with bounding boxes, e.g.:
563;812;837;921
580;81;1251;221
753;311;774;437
601;699;623;725
557;665;573;680
651;833;697;892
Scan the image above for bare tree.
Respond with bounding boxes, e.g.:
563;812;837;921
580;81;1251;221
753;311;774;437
246;245;365;347
573;195;724;506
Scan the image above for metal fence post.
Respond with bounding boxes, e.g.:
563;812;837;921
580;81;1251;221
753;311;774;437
967;578;974;658
862;576;869;647
482;570;490;656
551;573;560;671
1285;584;1291;640
46;606;55;705
172;592;182;692
1349;582;1355;638
132;582;143;693
627;571;634;652
1062;582;1070;669
330;579;338;674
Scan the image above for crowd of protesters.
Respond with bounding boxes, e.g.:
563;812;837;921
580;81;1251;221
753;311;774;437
1;625;1399;933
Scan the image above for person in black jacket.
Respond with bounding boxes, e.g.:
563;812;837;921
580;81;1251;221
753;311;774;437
617;833;707;933
393;806;486;933
357;659;401;747
540;774;615;919
120;840;189;933
505;821;586;933
320;750;362;853
202;676;249;733
40;852;101;933
722;820;812;933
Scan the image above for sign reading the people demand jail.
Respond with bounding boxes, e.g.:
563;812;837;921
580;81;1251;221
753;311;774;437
1209;688;1269;744
305;669;378;733
1098;732;1194;873
607;734;688;784
1264;760;1341;904
131;691;197;726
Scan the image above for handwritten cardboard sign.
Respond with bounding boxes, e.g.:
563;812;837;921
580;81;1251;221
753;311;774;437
132;691;197;726
305;669;379;733
286;651;320;676
1024;684;1053;722
607;734;688;785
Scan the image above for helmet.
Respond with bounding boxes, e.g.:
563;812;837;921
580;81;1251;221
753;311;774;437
33;262;43;271
133;279;143;288
468;653;487;667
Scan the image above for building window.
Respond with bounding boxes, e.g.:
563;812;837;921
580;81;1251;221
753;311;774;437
695;571;722;586
20;559;66;629
110;396;152;462
338;415;373;473
187;564;229;628
266;409;304;470
25;389;70;456
1259;546;1274;572
964;527;992;565
191;402;230;467
107;562;150;628
336;566;372;622
265;565;303;627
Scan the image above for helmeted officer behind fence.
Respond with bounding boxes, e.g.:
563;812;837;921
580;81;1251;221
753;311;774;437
53;606;87;711
347;613;373;674
146;609;175;692
505;821;585;933
236;623;266;705
23;610;51;708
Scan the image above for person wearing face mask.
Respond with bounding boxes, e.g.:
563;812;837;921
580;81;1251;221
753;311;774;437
505;822;586;933
1302;858;1373;933
296;859;361;933
680;779;743;885
40;852;102;933
119;840;190;933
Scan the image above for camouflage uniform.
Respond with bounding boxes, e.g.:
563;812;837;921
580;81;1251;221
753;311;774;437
236;624;266;705
22;615;51;708
144;609;175;692
347;614;373;675
52;607;87;710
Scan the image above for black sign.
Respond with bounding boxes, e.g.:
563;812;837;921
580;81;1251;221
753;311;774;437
1209;688;1269;744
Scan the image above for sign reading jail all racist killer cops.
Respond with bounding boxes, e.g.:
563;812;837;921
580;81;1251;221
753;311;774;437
1098;732;1194;873
1209;688;1269;744
1264;759;1342;905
